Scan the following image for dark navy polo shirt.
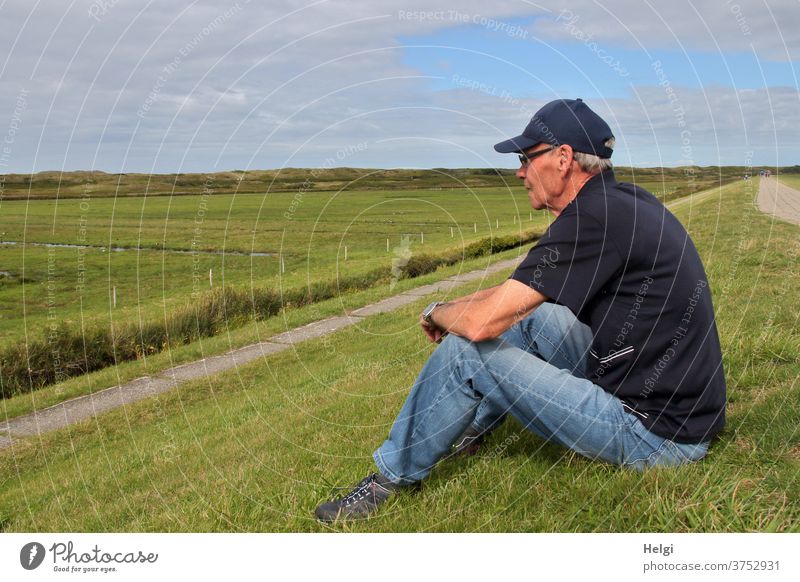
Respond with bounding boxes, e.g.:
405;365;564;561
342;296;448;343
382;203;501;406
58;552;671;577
510;170;726;443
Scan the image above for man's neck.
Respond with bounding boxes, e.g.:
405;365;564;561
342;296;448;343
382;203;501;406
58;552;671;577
549;169;602;217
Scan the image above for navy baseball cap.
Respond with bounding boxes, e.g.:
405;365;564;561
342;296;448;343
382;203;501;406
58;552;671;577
494;98;614;158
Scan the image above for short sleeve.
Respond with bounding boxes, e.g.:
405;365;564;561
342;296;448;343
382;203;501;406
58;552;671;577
510;210;622;315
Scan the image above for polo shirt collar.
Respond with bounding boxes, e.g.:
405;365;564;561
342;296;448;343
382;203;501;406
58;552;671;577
578;169;617;196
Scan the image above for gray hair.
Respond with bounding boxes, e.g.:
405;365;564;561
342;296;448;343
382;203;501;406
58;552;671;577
573;137;615;173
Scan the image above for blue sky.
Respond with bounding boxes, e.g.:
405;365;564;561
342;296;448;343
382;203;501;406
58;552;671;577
401;22;797;97
0;0;798;173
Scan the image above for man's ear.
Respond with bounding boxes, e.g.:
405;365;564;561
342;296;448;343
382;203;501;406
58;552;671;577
558;144;574;174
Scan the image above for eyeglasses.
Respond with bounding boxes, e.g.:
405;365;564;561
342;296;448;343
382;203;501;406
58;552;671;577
518;145;557;167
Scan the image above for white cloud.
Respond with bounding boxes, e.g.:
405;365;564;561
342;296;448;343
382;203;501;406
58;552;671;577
531;0;800;61
0;0;797;172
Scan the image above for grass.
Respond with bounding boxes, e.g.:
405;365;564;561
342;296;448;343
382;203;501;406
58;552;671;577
0;245;528;420
0;167;735;350
0;186;549;346
2;177;798;532
0;230;539;398
776;173;800;191
0;165;745;200
0;168;725;393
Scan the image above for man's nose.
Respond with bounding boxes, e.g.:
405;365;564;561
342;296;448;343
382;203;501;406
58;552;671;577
516;166;526;179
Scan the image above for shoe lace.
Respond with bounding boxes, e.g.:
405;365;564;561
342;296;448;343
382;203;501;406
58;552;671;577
341;474;382;506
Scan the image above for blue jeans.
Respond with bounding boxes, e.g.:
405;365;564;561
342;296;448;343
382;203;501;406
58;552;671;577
373;303;710;485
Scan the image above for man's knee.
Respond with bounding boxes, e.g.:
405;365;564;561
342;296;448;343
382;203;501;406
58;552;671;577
520;302;573;334
432;333;481;363
438;334;502;367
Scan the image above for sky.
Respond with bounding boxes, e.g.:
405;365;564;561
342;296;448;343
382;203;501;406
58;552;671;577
0;0;798;173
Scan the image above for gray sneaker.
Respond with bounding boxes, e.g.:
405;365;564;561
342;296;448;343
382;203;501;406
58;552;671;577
315;473;399;522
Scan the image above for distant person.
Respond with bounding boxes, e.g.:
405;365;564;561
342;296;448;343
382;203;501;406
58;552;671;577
315;98;727;522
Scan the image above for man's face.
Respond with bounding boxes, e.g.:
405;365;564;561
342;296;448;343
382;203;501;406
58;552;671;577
516;144;560;211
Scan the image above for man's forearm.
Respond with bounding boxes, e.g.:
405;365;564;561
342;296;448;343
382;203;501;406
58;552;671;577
428;299;480;338
427;280;545;342
426;285;500;338
444;284;501;304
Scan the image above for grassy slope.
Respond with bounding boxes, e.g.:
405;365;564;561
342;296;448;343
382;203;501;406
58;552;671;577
776;174;800;191
1;178;798;532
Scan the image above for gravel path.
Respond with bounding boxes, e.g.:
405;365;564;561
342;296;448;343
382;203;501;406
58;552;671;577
758;177;800;225
0;257;522;448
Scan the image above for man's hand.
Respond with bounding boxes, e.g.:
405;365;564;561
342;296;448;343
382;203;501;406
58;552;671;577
419;314;447;343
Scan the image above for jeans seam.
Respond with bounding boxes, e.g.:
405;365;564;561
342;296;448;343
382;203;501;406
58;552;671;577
622;435;706;469
373;449;409;485
497;372;623;430
535;332;584;373
623;441;670;468
408;357;483;442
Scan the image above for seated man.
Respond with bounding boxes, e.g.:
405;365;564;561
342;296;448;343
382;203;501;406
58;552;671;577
315;98;726;523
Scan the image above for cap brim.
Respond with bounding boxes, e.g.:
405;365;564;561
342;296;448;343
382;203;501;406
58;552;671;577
493;135;538;154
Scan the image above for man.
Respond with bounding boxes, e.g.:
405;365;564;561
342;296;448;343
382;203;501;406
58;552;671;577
315;98;726;523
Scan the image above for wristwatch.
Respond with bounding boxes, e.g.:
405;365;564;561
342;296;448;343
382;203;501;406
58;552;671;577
422;301;442;324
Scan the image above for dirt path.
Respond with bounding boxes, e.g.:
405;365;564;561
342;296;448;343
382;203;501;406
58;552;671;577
758;177;800;225
0;257;521;448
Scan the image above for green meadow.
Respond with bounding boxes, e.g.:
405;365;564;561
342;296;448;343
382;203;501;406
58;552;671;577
0;166;738;400
0;185;545;344
1;176;798;532
0;166;736;346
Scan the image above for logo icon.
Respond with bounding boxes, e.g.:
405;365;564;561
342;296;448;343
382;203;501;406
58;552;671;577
20;542;46;570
